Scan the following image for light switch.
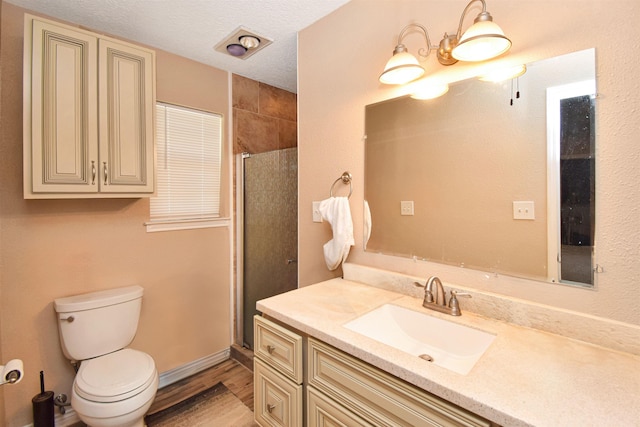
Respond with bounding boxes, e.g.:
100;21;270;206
513;201;535;220
400;201;414;216
312;201;323;222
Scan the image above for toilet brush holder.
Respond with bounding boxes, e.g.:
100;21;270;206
32;371;54;427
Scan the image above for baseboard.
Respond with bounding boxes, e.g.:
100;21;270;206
37;348;232;427
157;348;231;388
53;407;81;427
230;343;254;371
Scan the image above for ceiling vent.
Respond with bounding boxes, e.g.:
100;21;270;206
214;26;273;60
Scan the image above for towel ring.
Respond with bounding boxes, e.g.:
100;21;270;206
330;171;353;198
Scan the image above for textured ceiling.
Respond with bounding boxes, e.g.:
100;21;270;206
6;0;351;93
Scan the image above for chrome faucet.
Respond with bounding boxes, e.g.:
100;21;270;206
415;276;471;316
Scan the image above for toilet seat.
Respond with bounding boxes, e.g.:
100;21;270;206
74;349;156;403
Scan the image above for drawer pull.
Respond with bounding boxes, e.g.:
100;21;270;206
267;345;276;354
267;403;276;413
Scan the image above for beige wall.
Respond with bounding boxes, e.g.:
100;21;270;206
0;3;232;426
298;0;640;325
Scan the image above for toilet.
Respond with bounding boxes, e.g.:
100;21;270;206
54;286;158;427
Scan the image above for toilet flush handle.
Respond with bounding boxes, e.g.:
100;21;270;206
60;316;74;323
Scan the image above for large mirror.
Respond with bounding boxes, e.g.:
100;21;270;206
364;49;596;286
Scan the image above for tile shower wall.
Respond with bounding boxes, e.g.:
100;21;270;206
232;74;297;154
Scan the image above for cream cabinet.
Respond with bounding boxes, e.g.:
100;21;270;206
254;315;304;427
23;14;155;198
254;316;497;427
308;338;495;427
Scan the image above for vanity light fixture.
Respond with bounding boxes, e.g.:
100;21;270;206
379;0;511;85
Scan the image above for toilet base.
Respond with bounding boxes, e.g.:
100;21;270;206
72;369;158;427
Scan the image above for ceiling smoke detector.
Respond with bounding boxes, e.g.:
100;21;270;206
214;26;273;60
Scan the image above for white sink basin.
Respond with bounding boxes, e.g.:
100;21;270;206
343;304;495;375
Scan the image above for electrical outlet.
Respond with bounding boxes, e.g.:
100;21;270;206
400;201;414;216
513;201;535;220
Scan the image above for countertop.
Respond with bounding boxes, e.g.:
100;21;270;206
257;278;640;427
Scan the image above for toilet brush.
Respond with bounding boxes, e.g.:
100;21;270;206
32;371;54;427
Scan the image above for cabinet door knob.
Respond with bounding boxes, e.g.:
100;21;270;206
267;403;276;413
266;345;276;354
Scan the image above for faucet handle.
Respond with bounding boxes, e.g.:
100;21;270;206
448;290;471;316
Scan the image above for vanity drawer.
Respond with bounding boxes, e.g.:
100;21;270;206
307;338;492;427
307;385;374;427
254;358;303;427
254;315;303;384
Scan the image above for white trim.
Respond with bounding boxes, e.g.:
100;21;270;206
158;348;231;388
235;154;246;346
51;406;80;427
228;72;237;348
145;217;230;232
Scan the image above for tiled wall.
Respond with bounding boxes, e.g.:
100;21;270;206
232;74;297;154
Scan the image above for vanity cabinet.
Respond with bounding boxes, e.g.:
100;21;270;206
307;338;494;427
254;314;496;427
23;14;155;199
253;315;303;427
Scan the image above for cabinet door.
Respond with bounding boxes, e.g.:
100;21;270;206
98;39;155;193
254;358;302;427
308;386;374;427
28;18;99;193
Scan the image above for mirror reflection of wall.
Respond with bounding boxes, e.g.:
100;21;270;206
364;49;596;286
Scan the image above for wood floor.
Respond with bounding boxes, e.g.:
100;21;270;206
147;355;255;417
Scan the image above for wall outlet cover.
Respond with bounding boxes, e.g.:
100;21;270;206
400;201;414;216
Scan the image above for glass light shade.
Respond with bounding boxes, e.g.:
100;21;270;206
478;64;526;82
227;43;247;57
410;82;449;100
452;20;511;61
379;51;425;85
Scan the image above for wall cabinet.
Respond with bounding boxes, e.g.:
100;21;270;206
23;14;155;198
254;315;497;427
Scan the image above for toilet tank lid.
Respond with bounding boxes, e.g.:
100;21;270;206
54;285;144;313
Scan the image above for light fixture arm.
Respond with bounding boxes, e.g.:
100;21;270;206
396;23;438;60
455;0;489;40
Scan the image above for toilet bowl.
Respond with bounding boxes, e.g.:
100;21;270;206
54;286;158;427
71;349;158;427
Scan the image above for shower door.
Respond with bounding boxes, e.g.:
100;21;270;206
242;148;298;349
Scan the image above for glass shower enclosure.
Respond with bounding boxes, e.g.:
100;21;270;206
241;148;298;349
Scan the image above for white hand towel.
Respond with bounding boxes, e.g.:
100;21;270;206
318;196;354;270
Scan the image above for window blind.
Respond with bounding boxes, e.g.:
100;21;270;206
151;103;222;221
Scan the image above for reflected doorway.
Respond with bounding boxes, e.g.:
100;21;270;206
547;79;596;286
241;148;298;349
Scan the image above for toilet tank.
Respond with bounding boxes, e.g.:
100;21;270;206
54;286;144;361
